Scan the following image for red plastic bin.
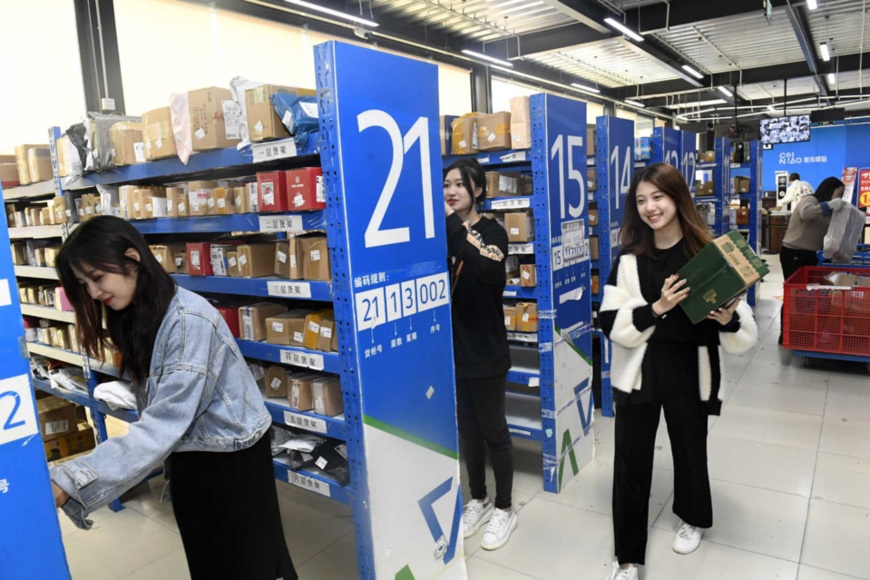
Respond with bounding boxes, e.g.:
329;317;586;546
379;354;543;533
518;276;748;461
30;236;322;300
783;266;870;356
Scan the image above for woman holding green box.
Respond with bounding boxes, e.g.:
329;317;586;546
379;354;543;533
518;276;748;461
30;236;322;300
600;163;758;580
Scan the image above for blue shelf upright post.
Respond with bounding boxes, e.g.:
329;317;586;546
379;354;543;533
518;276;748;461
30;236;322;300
682;130;698;196
747;141;762;306
592;116;634;418
652;126;682;169
0;181;71;580
316;41;465;579
530;94;595;493
713;137;732;236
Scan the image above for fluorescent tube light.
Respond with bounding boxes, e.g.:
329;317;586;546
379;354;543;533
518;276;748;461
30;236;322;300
571;83;601;94
665;99;727;109
719;86;734;97
682;65;704;79
625;99;646;108
827;72;836;85
604;17;644;42
767;105;777;112
819;42;831;61
807;0;818;9
284;0;378;27
461;49;514;68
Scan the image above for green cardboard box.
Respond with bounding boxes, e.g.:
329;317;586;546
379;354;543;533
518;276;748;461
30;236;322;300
677;230;769;324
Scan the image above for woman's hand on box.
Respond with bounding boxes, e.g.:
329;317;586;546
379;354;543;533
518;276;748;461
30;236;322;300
707;299;740;325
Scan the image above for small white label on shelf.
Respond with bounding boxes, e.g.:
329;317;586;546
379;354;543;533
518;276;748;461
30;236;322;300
277;251;287;264
155;254;164;263
133;142;146;163
488;132;496;143
195;128;205;141
280;349;325;370
251;139;298;163
500;151;527;163
293;331;304;343
167;199;174;213
190;251;200;268
145;203;152;213
504;316;511;326
272;322;284;332
286;471;331;497
178;202;186;213
320;326;332;338
510;227;520;235
271;377;283;390
522;313;530;322
175;257;183;267
315;456;328;470
294;194;305;207
308;321;320;334
262;183;275;206
207;197;215;208
45;419;68;436
507;332;537;343
529;377;540;387
503;290;517;297
478;156;490;164
310;250;321;261
239;254;248;267
267;281;312;299
316;176;324;202
283;410;328;434
254;120;264;134
459;140;467;149
300;102;319;118
217;198;226;208
222;100;242;140
228;257;236;268
259;215;304;235
521;271;530;280
155;138;163;150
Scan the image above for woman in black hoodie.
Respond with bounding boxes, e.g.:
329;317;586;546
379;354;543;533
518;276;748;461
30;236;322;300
444;158;516;551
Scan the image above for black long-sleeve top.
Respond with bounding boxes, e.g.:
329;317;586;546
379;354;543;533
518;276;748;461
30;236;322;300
446;213;511;379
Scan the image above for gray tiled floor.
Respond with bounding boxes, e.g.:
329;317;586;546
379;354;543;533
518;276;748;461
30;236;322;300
56;255;870;579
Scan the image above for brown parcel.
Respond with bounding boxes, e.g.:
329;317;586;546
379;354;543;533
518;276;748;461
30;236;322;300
151;244;186;273
590;236;600;261
142;107;177;161
188;180;218;216
275;238;302;279
503;305;517;331
504;211;535;242
237;243;277;278
27;147;54;182
289;373;318;411
49;197;67;224
141;187;168;218
238;302;288;342
189;87;242;151
520;264;537;287
517;302;539;333
316;313;336;352
37;396;79;442
226;251;240;277
233;186;251;214
214;187;234;215
300;236;331;281
109;122;146;166
166;187;188;218
266;309;311;346
485;172;524;198
264;365;289;398
313;376;343;417
246;85;316;142
587;125;597;156
588;167;598;192
476;112;512;152
303;309;333;350
509;96;531;149
451;113;481;155
15;144;49;185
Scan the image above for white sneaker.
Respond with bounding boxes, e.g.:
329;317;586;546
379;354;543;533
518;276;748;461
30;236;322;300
460;497;493;538
480;507;517;550
608;561;639;580
672;521;704;554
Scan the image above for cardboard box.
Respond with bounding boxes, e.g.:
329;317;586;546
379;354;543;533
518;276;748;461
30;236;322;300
264;365;289;398
266;309;310;346
696;181;715;197
505;256;520;284
225;251;239;277
186;241;242;276
141;107;177;161
587;125;597;157
40;207;53;226
440;115;459;156
592;273;601;295
233;186;251;214
736;207;750;225
677;230;770;324
44;421;96;462
44;247;59;268
246;85;316;142
237;243;277;278
590;236;599;261
214;187;234;215
142;187;168;218
734;176;751;194
485;171;524;198
166;187;188;217
15;144;49;185
0;162;19;185
209;243;241;277
520;264;537;287
49;197;67;224
588;167;598;191
509;96;531;150
331;325;338;352
452;113;481;155
589;208;599;226
275;238;302;279
151;244;185;273
316;313;335;352
477;112;512;152
303;309;333;350
699;150;715;162
257;171;289;212
27;147;54;182
505;211;535;242
286;167;325;210
239;302;288;342
188;181;218;216
313;376;343;417
109;122;145;166
289;372;317;411
188;87;242;151
300;236;331;281
517;302;538;333
503;305;517;331
37;396;79;441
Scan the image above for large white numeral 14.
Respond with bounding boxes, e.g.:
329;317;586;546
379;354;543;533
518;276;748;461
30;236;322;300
357;111;435;249
551;135;585;219
609;145;631;210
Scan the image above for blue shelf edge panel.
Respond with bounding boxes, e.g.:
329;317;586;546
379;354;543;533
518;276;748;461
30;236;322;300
235;339;341;374
64;138;321;190
503;285;537;299
442;148;532;167
129;211;326;234
271;458;351;505
173;275;333;301
264;398;347;440
31;377;139;424
2;179;56;201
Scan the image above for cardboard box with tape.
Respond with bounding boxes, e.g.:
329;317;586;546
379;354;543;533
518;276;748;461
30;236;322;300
286;167;325;211
266;309;311;346
439;115;459;156
509;96;531;149
505;211;535;242
264;365;290;398
37;396;79;441
485;171;524;198
15;145;49;185
299;235;331;281
246;85;316;142
142;107;177;161
109;122;146;166
189;87;242;151
238;303;288;342
275;238;302;279
516;302;538;333
476;112;511;152
452;113;480;155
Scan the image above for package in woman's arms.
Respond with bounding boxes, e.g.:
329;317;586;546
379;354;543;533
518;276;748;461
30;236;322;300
823;203;865;263
677;231;769;324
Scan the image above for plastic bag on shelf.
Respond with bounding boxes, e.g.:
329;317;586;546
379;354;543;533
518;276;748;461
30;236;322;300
823;203;865;262
49;367;89;395
271;94;318;148
229;76;265;150
94;380;137;410
86;113;142;172
311;439;350;486
169;92;193;165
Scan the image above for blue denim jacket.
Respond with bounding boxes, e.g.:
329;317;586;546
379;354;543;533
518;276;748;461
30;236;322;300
50;287;271;529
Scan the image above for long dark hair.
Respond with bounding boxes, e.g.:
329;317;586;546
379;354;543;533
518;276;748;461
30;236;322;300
56;216;176;384
620;163;713;258
444;158;487;203
813;177;845;203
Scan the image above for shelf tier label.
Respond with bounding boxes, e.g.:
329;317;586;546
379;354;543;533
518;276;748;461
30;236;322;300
509;243;534;255
283;410;328;434
267;281;312;298
285;470;331;497
279;349;324;370
252;138;298;163
490;197;530;210
259;215;304;234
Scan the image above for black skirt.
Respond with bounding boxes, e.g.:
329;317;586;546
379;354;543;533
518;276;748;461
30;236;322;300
167;432;297;580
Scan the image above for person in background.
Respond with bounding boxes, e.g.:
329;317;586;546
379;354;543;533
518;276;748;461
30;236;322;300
600;163;758;580
778;176;848;343
776;172;814;211
50;216;297;580
443;158;517;551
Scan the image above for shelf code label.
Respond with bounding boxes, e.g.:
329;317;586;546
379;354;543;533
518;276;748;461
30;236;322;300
508;243;534;255
279;349;325;370
0;374;38;446
252;139;298;163
490;198;530;210
507;332;538;343
354;272;448;331
285;471;331;497
267;281;312;299
259;215;304;235
283;410;328;434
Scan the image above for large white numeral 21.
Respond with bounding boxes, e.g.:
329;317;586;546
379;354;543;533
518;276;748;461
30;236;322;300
357;111;435;249
551;135;585;219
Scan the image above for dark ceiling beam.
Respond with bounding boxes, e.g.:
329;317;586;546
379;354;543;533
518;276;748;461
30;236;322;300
784;3;827;96
625;0;792;33
537;0;611;33
473;24;611;59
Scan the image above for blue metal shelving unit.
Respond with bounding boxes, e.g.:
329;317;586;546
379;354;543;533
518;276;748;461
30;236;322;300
731;141;763;306
695;137;732;237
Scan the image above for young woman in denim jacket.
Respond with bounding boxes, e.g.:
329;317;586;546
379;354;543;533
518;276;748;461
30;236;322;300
50;216;296;580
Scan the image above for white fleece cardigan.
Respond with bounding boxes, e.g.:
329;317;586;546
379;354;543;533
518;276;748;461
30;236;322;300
600;253;758;414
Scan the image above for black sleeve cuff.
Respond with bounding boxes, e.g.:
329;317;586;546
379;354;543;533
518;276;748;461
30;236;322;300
633;303;660;332
720;311;741;333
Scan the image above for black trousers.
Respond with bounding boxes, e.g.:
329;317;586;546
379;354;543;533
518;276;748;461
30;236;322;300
168;432;297;580
456;373;514;510
779;246;819;339
612;365;712;565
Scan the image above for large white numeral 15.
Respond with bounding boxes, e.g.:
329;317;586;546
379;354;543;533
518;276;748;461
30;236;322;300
357;111;435;249
551;135;585;219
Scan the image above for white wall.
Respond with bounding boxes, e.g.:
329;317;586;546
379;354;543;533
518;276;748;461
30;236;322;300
492;76;603;124
0;0;86;152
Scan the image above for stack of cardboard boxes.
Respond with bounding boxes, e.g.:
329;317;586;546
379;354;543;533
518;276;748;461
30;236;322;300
445;96;533;156
503;302;539;333
37;396;96;462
